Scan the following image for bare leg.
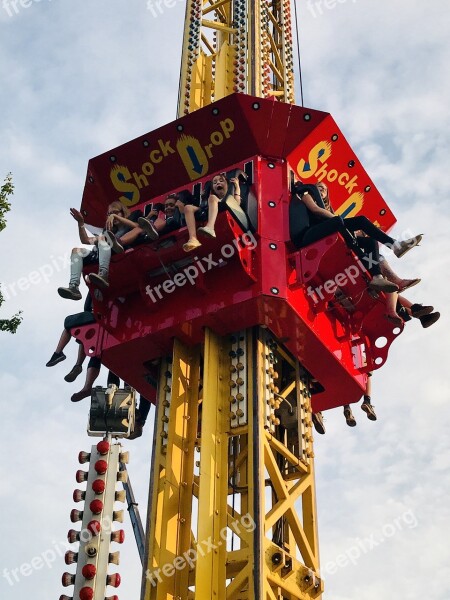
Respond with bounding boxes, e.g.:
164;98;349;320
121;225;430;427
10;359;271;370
76;344;86;366
71;366;100;402
386;292;402;324
380;258;420;291
64;343;86;382
119;227;144;245
361;373;377;420
398;294;412;312
184;205;200;241
205;196;220;230
55;329;71;354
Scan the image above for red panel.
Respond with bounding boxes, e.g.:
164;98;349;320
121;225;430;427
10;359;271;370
71;98;404;413
287;114;397;231
81;94;328;228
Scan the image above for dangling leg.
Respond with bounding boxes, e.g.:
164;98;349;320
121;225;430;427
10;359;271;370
399;295;440;328
385;291;403;326
183;205;202;252
345;216;422;257
71;357;101;402
58;248;87;300
64;343;86;382
356;237;398;292
343;404;356;427
89;238;111;289
46;328;71;366
361;373;377;421
380;257;421;291
198;195;219;238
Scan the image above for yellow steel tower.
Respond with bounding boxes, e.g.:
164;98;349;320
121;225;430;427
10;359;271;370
142;2;322;599
177;0;295;115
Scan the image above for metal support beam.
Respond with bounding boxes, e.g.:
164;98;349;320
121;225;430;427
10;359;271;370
141;327;323;599
178;0;294;116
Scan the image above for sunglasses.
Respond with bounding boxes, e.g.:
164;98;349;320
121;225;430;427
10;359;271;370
107;209;123;216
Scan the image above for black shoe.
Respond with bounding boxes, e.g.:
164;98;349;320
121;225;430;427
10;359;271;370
312;412;326;435
138;217;159;240
90;271;109;289
58;285;82;300
410;303;434;318
420;312;440;328
104;231;124;254
64;364;83;382
46;352;66;367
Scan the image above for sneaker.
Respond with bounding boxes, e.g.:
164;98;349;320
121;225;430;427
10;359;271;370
183;238;202;252
138;217;159;240
368;275;399;293
90;271;109;289
420;312;440;328
361;401;377;421
344;407;357;427
393;234;423;258
312;412;326;435
197;226;216;238
64;364;83;382
46;351;66;367
104;230;124;253
58;285;82;300
71;389;91;403
410;303;434;318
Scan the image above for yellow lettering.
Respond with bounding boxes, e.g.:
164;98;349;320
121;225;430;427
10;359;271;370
133;171;149;189
335;192;365;217
338;172;349;185
210;131;224;146
296;140;332;180
177;135;209;180
149;149;162;163
220;118;235;138
110;165;140;206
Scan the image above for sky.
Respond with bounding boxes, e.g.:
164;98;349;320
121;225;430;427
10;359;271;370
0;1;449;599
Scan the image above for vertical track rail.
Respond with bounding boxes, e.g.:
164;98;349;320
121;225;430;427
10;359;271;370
142;327;323;599
178;0;295;115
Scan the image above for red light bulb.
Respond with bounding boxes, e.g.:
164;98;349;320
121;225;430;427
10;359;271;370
79;587;94;600
97;440;110;455
89;499;103;514
82;564;97;580
92;479;105;494
87;520;101;536
95;460;108;475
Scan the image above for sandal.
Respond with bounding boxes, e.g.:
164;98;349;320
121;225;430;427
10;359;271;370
183;238;202;252
398;278;421;292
